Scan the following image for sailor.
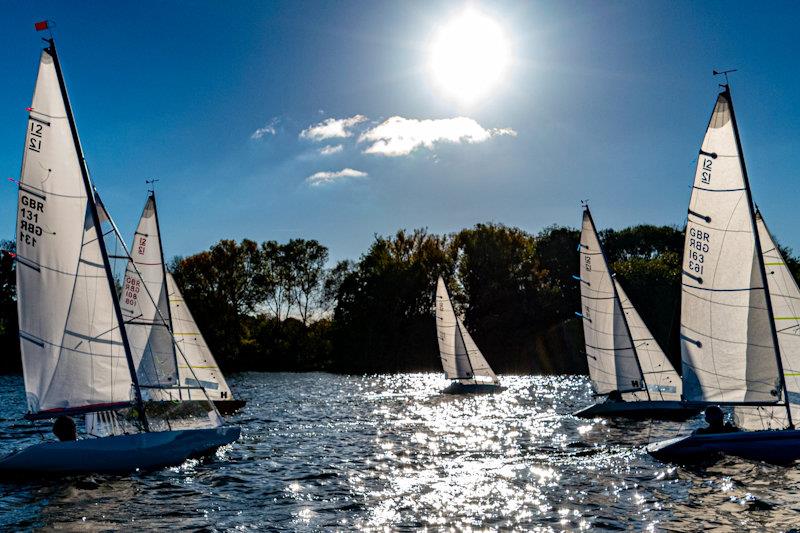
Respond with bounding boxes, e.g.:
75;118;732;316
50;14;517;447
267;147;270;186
695;406;737;435
606;390;623;403
52;415;77;442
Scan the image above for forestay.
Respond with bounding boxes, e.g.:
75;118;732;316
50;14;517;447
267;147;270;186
167;273;233;400
435;277;498;384
735;211;800;429
120;195;178;392
15;49;133;415
680;90;782;403
578;208;645;395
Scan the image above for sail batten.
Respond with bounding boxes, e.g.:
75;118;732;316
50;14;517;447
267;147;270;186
679;88;783;405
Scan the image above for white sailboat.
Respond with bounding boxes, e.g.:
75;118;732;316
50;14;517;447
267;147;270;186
0;36;239;475
120;193;179;396
121;192;245;414
435;277;502;393
648;85;800;464
574;206;699;420
167;272;244;414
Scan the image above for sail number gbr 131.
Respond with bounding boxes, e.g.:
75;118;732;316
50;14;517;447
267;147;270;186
19;194;45;248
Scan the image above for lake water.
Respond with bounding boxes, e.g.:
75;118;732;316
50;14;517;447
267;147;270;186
0;372;799;530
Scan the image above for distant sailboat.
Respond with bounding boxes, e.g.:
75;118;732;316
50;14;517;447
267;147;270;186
0;35;239;475
648;85;800;464
574;206;700;420
435;277;502;393
122;192;245;415
167;273;245;414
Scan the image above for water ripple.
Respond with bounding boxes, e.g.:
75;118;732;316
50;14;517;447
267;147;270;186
1;373;800;529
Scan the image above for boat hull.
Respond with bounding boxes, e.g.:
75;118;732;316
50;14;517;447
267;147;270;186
213;400;247;415
0;426;240;476
647;429;800;465
573;401;702;421
441;382;505;395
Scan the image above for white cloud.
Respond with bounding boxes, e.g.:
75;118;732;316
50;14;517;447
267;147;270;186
319;144;344;156
306;168;368;186
358;116;516;156
300;115;367;141
251;118;279;139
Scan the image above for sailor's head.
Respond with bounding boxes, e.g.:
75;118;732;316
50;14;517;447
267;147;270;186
53;415;77;442
704;405;724;427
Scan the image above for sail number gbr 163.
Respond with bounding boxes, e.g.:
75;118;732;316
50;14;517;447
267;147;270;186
687;227;710;276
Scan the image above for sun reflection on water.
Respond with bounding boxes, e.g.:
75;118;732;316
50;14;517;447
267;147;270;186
4;373;800;529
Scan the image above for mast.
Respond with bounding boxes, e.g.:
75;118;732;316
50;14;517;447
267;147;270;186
46;38;149;431
584;205;649;398
725;85;793;428
150;189;179;392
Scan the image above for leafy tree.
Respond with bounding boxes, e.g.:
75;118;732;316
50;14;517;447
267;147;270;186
331;229;455;372
283;239;328;325
171;239;260;366
257;241;294;320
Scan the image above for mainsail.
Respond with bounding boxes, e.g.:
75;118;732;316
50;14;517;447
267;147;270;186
15;45;137;417
120;194;178;391
167;273;233;400
679;87;784;404
435;277;498;385
735;211;800;429
578;207;645;395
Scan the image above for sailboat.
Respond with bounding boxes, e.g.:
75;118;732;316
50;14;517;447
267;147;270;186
435;277;503;393
573;206;701;420
167;272;245;414
648;85;800;464
122;192;245;415
0;35;239;475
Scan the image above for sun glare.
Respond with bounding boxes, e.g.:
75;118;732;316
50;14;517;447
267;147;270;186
429;9;511;104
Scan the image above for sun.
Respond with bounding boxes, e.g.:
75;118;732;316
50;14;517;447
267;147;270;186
429;9;511;104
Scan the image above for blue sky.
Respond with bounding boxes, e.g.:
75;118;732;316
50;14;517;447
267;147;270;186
2;1;800;262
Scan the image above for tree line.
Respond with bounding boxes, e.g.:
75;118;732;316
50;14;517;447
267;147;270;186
2;224;799;375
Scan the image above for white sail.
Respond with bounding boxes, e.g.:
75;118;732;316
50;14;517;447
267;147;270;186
735;211;800;429
680;90;782;403
578;209;644;395
120;195;177;391
435;277;498;384
614;280;681;401
15;49;132;415
168;273;233;400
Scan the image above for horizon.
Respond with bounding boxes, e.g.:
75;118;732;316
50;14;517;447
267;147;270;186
3;1;800;263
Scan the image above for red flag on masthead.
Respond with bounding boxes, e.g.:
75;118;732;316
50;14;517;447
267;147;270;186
34;21;49;31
